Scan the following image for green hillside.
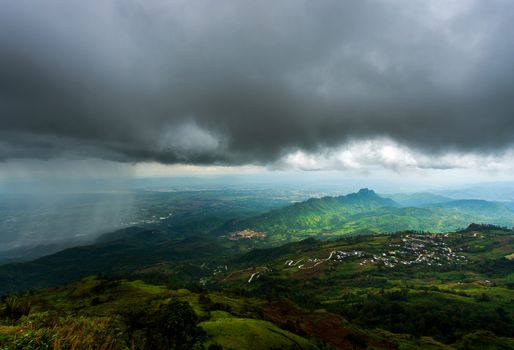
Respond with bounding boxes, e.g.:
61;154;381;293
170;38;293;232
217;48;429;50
218;189;514;240
3;190;514;296
0;278;318;350
382;192;453;206
1;191;514;349
0;229;232;296
214;225;514;346
0;277;453;350
428;200;514;225
1;224;513;349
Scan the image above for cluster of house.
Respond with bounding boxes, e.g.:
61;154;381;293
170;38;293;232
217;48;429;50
360;234;468;268
282;233;469;270
227;229;267;241
201;233;473;286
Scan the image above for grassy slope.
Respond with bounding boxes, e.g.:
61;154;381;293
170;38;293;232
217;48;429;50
215;226;514;346
0;229;234;295
200;311;317;350
0;277;318;350
2;189;514;296
218;190;514;241
0;277;467;350
1;225;513;349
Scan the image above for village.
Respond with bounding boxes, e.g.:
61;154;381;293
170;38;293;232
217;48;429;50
360;234;468;268
283;233;469;271
201;232;471;285
227;229;267;241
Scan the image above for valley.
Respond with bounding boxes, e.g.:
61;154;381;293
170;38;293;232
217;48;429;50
1;189;513;349
3;2;514;348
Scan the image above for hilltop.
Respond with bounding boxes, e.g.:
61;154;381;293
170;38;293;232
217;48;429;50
2;188;514;296
212;224;514;346
0;189;513;348
0;276;469;350
1;224;513;349
218;189;514;240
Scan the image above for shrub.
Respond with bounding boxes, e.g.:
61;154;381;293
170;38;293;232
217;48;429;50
2;296;31;321
123;299;206;350
475;293;491;302
11;330;54;350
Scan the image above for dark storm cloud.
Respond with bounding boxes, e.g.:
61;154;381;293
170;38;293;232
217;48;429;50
1;0;514;165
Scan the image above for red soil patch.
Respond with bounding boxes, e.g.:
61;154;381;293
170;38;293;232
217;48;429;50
262;299;398;350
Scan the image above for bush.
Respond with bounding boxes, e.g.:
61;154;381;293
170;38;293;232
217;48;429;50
475;293;491;302
11;330;54;350
2;296;31;321
123;299;206;350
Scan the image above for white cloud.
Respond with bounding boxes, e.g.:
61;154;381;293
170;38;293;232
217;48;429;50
2;138;514;192
158;121;225;160
280;138;514;174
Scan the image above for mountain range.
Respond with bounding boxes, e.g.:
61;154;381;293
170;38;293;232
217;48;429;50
1;188;514;296
219;188;514;240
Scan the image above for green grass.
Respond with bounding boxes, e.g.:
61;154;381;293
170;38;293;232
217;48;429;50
200;316;317;350
1;224;513;349
1;267;513;349
218;190;514;242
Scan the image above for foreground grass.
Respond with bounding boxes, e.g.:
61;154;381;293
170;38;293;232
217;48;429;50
2;276;512;349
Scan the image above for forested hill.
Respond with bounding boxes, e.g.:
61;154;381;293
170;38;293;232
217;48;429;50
217;189;514;240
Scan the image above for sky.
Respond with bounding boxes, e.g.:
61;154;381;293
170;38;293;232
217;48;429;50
1;0;514;186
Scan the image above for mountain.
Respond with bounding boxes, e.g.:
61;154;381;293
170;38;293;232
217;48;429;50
435;182;514;201
382;192;453;206
0;228;230;295
0;241;90;265
3;189;514;296
217;189;504;242
2;225;512;349
217;189;514;240
428;199;514;217
215;225;514;346
217;189;400;239
0;276;474;350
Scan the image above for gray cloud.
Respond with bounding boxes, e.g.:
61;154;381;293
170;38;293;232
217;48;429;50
1;0;514;165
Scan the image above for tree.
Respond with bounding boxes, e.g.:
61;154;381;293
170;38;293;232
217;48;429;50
123;299;206;350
